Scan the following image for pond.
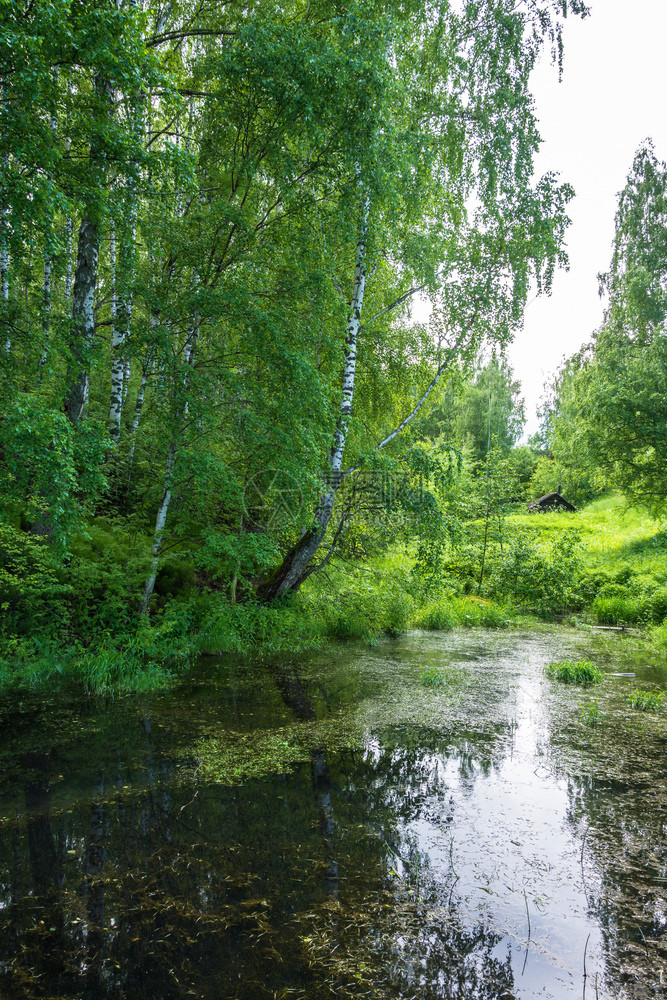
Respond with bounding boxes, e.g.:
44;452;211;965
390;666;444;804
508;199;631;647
0;627;665;999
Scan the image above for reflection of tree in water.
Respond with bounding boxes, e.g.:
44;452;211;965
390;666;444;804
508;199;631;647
0;667;515;1000
566;773;667;996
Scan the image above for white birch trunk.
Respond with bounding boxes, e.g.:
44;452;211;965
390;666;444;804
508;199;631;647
65;214;99;424
64;89;73;301
64;216;73;300
37;254;52;375
108;224;126;443
108;87;140;442
139;311;199;613
260;194;370;600
108;236;135;441
1;197;8;354
127;343;153;475
38;79;58;373
139;442;176;615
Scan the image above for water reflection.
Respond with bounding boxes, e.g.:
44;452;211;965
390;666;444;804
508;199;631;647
0;628;665;999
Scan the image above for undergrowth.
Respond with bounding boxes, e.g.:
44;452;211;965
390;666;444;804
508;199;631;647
3;492;667;696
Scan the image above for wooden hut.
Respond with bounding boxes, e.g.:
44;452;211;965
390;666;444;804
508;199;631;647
527;485;576;512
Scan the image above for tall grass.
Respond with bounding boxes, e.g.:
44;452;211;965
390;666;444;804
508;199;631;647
545;659;604;685
627;688;664;711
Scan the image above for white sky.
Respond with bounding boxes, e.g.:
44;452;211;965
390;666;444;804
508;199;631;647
507;0;667;436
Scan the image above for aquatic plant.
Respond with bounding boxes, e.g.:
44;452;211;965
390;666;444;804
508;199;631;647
545;658;603;685
627;688;664;711
418;662;465;688
579;699;604;726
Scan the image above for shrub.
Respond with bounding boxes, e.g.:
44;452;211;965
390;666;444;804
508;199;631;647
312;581;414;641
492;531;584;615
545;659;604;685
449;596;515;628
645;586;667;623
0;522;69;634
649;620;667;651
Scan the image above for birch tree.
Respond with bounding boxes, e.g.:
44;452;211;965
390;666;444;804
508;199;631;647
258;0;585;600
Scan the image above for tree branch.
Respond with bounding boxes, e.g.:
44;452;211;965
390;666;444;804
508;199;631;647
364;279;434;327
146;28;236;48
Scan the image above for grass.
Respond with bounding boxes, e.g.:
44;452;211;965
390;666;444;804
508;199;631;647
627;688;664;711
579;699;604;726
545;659;604;685
419;661;465;688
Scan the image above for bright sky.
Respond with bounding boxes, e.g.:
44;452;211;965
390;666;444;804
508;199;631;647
508;0;667;436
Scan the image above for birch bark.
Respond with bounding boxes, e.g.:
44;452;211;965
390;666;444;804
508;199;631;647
126;344;153;476
108;222;126;442
64;73;111;425
38;77;58;374
139;441;176;615
1;226;8;354
139;315;199;614
259;194;369;600
64;213;99;424
1;177;8;354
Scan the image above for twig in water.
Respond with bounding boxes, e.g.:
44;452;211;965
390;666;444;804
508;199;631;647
583;932;591;998
523;887;531;941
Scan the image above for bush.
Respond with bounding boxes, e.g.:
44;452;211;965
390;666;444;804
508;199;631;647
492;531;584;615
649;620;667;651
645;585;667;623
0;522;69;634
449;596;515;628
317;583;413;641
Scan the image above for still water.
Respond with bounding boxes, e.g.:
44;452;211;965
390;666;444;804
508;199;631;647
0;627;665;999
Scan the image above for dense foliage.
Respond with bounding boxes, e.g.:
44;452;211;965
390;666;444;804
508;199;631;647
0;0;591;680
536;143;667;514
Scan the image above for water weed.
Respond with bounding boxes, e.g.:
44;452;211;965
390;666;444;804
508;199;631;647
627;688;664;711
420;662;447;687
545;659;604;685
419;661;465;688
579;699;604;726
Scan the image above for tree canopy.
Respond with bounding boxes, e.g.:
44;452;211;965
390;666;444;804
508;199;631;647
0;0;588;637
541;143;667;514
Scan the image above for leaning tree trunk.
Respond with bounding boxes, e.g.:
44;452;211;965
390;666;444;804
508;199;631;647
258;195;369;601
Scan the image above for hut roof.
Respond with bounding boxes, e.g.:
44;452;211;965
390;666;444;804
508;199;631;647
527;491;576;512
